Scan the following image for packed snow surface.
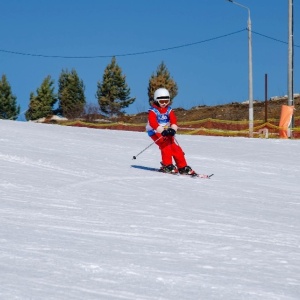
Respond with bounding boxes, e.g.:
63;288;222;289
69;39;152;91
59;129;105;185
0;120;299;300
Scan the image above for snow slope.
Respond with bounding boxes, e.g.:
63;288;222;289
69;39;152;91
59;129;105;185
0;120;299;300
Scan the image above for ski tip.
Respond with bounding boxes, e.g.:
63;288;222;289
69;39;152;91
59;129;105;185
196;173;214;179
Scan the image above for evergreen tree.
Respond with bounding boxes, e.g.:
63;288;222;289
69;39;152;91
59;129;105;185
96;57;135;116
147;61;178;105
58;69;86;119
25;75;57;121
0;75;20;120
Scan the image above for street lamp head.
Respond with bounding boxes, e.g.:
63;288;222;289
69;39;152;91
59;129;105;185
227;0;233;2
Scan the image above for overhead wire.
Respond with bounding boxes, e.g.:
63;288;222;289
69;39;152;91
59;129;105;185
0;28;298;60
1;29;247;59
252;30;300;48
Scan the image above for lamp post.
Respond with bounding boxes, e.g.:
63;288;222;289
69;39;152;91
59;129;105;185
227;0;253;137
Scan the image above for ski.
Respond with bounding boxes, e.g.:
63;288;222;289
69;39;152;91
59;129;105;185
159;171;214;179
188;173;214;179
131;165;213;179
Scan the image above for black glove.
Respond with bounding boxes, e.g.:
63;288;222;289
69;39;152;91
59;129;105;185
161;129;169;137
167;128;176;136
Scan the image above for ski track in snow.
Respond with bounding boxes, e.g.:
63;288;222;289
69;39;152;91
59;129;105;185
0;120;299;300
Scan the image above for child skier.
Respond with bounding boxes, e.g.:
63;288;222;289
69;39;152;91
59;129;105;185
146;87;196;175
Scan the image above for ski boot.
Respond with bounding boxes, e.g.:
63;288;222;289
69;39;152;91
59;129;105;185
178;165;197;176
159;163;178;174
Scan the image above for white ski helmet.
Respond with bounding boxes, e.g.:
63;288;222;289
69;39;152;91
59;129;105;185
154;88;170;102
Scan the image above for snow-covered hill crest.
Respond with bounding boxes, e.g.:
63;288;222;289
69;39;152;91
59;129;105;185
0;120;299;300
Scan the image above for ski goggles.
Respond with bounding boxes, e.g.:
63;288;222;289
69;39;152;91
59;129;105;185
157;97;170;105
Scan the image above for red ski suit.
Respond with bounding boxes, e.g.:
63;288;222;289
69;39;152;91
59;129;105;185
146;104;187;168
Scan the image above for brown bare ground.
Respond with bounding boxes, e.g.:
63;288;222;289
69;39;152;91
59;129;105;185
52;96;300;138
117;96;300;124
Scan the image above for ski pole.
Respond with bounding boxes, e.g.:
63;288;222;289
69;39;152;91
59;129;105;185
174;137;180;146
174;136;185;155
132;136;162;160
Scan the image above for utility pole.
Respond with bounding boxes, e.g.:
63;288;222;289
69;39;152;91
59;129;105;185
265;74;268;124
288;0;294;137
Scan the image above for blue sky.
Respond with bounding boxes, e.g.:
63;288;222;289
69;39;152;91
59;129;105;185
1;0;299;119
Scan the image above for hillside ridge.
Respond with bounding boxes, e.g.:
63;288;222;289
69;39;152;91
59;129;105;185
120;96;299;124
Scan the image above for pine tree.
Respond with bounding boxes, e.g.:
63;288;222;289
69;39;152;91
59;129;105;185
96;57;135;117
147;61;178;105
58;69;86;119
25;75;57;121
0;75;20;120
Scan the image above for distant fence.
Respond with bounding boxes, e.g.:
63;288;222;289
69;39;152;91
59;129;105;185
61;116;300;138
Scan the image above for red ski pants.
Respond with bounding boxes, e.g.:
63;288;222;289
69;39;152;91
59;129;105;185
150;133;187;168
